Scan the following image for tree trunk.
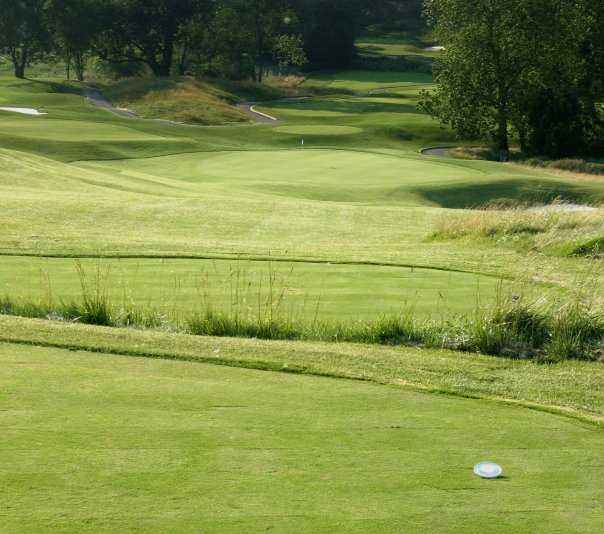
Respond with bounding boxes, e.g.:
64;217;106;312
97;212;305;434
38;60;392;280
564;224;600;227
178;43;189;76
518;125;527;154
74;53;86;82
153;62;171;77
12;48;27;79
159;35;175;77
146;57;168;77
15;64;25;79
496;112;510;161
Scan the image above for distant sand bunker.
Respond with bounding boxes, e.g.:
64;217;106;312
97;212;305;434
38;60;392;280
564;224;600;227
425;46;445;52
0;107;47;116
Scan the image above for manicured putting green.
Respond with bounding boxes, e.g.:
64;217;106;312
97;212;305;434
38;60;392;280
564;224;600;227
1;342;602;533
273;125;363;136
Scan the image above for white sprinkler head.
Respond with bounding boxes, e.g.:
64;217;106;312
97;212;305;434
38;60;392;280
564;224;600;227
474;462;503;479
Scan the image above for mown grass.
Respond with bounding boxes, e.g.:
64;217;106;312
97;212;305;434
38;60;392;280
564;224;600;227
356;31;441;59
1;68;603;347
3;314;603;421
2;335;603;532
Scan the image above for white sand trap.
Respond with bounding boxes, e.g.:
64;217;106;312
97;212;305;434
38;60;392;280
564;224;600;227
425;46;445;52
0;107;47;116
530;203;596;213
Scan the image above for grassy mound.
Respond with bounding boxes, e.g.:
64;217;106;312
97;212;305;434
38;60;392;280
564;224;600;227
431;205;604;257
101;77;250;125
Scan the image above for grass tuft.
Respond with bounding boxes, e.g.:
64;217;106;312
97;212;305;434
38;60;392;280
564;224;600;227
1;290;602;362
431;204;604;257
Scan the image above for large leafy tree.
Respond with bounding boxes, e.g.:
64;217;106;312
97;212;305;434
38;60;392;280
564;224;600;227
96;0;210;77
421;0;538;161
423;0;604;159
518;0;594;157
363;0;424;32
215;0;305;82
0;0;48;78
294;0;364;68
47;0;100;81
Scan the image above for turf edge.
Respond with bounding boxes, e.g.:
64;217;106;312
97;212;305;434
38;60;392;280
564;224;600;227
1;315;601;427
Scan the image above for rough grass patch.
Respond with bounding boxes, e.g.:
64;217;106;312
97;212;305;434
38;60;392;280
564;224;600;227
431;204;604;256
102;77;250;125
2;290;602;362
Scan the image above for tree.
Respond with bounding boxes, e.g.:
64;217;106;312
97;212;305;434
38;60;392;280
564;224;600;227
95;0;210;77
363;0;425;32
421;0;538;161
221;0;305;83
422;0;604;159
47;0;100;81
511;0;602;157
0;0;48;79
294;0;364;69
201;0;305;82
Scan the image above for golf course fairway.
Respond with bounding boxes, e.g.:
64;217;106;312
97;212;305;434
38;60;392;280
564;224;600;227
0;55;602;534
1;341;602;533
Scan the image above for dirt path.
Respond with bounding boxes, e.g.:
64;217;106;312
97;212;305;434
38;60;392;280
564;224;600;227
84;89;138;119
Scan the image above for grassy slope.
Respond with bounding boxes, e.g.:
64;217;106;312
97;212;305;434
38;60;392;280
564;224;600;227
0;256;508;320
0;41;603;531
1;315;602;421
1;319;603;532
0;68;602;317
356;31;441;60
101;77;251;125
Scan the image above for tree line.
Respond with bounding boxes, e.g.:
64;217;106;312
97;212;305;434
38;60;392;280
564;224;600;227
0;0;419;82
422;0;604;159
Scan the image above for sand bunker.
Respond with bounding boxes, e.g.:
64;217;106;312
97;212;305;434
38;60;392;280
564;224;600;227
530;203;596;213
0;107;47;116
425;46;445;52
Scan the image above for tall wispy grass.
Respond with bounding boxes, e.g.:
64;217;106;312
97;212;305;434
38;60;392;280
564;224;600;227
0;260;167;329
431;203;604;257
1;261;602;362
451;147;604;176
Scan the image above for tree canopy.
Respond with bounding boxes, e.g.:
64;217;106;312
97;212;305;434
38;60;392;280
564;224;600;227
0;0;601;159
422;0;604;159
0;0;48;78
